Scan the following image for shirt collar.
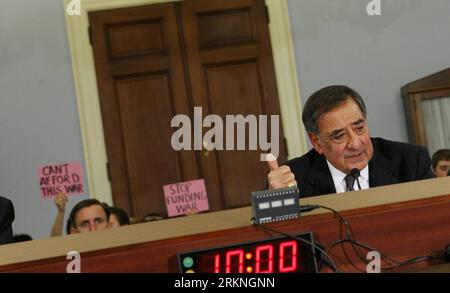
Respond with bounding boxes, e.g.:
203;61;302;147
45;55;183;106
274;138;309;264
326;160;369;181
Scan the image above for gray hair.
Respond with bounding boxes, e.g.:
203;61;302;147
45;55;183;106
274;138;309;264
302;85;367;135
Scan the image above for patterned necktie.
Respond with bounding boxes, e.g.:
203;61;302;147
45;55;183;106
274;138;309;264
344;174;356;191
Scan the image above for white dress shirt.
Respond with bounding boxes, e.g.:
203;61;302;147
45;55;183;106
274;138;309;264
326;160;370;193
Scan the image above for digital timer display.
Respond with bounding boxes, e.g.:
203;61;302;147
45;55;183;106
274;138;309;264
178;232;318;273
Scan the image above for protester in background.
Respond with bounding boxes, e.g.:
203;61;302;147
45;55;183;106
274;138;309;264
107;206;130;228
431;149;450;177
52;195;130;235
69;199;110;233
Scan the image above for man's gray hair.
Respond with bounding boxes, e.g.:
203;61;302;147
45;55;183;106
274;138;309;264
302;85;367;135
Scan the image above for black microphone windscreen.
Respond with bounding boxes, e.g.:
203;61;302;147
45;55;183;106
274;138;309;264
350;168;360;177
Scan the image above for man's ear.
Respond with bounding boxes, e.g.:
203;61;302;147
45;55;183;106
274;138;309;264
70;226;78;234
308;132;324;155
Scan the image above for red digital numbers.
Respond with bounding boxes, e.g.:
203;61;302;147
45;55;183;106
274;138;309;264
213;240;298;273
279;240;298;272
214;254;220;273
225;249;244;273
255;245;274;273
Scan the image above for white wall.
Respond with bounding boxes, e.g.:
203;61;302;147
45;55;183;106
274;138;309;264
0;0;89;240
288;0;450;143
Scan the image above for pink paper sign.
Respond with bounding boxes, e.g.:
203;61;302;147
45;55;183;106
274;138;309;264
38;162;84;198
163;179;209;217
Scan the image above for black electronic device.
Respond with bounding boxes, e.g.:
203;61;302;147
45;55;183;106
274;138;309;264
178;232;318;273
251;187;300;224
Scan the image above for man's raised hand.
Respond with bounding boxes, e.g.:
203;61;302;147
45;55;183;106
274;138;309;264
266;154;297;189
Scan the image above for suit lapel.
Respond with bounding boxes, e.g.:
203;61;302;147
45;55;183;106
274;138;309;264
306;154;336;195
369;140;398;187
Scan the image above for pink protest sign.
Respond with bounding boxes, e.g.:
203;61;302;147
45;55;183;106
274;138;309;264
163;179;209;217
38;162;84;198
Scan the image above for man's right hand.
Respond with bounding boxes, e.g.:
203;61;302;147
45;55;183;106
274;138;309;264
266;154;297;190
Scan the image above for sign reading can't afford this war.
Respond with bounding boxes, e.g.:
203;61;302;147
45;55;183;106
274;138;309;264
39;162;84;198
163;179;209;217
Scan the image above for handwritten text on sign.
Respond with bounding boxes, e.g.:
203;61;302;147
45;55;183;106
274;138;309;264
39;162;84;198
163;179;209;217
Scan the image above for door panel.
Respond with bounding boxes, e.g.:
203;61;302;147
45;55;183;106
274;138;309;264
205;62;266;208
116;74;184;217
197;8;254;49
180;0;286;209
89;3;198;218
107;21;165;58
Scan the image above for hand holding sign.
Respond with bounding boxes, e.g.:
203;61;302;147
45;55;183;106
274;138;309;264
266;153;297;189
54;192;68;212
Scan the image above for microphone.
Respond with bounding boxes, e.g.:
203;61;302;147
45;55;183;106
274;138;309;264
350;168;360;178
350;168;362;190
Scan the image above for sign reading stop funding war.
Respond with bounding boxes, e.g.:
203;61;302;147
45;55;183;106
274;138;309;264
163;179;209;217
39;162;84;198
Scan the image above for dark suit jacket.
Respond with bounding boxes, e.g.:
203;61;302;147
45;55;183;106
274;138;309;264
0;196;15;245
285;137;435;198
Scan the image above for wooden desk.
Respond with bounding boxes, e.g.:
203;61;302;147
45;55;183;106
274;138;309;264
1;177;449;272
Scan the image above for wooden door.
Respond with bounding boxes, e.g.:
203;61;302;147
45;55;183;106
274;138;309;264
89;3;199;218
179;0;286;209
88;0;286;219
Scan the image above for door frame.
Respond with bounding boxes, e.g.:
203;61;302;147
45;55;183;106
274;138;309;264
64;0;307;205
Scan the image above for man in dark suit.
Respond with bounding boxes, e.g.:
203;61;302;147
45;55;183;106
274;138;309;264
0;196;15;244
267;85;434;197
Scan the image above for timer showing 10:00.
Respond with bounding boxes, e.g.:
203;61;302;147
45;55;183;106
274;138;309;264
178;233;318;273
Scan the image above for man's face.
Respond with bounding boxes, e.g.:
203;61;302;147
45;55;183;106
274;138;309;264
309;98;374;174
433;160;450;177
73;205;109;233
